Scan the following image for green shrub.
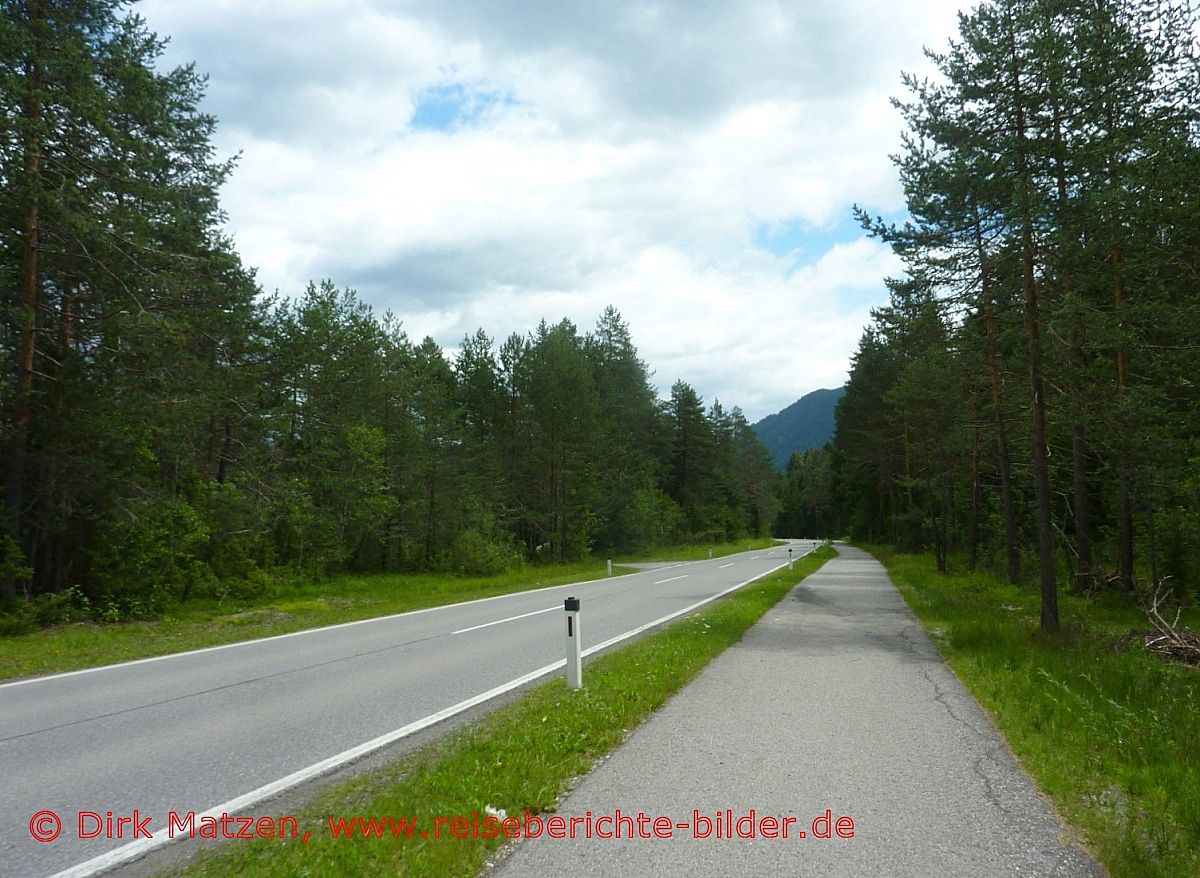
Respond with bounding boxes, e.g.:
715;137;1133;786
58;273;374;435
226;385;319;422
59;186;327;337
0;532;32;594
450;529;523;576
0;603;35;636
88;497;211;606
616;487;682;550
0;586;92;635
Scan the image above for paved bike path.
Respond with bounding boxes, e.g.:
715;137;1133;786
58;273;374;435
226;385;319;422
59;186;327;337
491;545;1102;877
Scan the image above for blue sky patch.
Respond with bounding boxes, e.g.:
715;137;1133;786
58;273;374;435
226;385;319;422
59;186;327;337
753;214;859;266
410;83;510;131
753;209;908;271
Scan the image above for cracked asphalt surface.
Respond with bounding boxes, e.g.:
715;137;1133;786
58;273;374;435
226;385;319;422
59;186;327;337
491;544;1103;877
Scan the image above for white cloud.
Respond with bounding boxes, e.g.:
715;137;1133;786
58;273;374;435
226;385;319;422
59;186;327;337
139;0;966;420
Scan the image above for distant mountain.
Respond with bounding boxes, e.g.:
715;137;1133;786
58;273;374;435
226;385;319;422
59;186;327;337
753;387;846;470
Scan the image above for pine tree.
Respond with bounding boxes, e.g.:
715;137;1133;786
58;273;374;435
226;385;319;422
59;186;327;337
1;0;251;601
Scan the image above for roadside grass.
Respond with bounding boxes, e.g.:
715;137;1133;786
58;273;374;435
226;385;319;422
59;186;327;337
867;546;1200;878
612;536;783;563
161;546;835;878
0;560;634;683
0;539;788;683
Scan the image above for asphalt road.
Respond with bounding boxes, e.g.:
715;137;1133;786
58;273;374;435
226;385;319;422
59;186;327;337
1;542;817;878
492;545;1102;877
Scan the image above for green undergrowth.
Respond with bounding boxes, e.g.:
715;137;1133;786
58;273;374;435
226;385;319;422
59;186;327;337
162;545;835;878
0;560;633;682
612;536;783;563
867;546;1200;878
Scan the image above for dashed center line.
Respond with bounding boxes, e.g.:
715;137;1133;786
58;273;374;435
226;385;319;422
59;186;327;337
654;574;689;585
452;606;558;635
719;563;735;568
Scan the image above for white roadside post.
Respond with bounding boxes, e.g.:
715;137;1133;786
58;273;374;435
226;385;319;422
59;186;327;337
606;559;612;576
789;547;794;569
564;596;582;689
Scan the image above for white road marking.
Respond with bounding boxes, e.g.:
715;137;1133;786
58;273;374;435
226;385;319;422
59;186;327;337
45;557;799;878
0;566;651;690
43;660;564;878
13;546;805;691
719;563;735;568
654;574;689;585
452;606;558;635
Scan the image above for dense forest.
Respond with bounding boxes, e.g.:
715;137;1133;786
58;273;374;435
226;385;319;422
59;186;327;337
797;0;1199;630
0;1;779;629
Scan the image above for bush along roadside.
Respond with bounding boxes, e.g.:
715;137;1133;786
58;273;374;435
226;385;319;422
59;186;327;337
868;546;1200;878
162;545;836;878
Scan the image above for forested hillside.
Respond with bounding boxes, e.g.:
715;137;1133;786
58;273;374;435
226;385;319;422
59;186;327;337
753;387;845;469
825;0;1200;630
0;2;777;629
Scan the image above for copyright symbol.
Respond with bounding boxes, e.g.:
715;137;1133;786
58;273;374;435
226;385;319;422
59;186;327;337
30;810;62;842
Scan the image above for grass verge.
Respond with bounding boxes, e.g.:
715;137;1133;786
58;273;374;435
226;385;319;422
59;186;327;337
867;545;1200;878
0;560;633;683
2;540;789;683
161;545;835;878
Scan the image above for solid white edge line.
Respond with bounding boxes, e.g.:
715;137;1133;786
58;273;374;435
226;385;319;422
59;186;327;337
452;605;558;635
1;566;655;691
583;559;792;657
3;545;787;691
42;657;564;878
46;549;818;878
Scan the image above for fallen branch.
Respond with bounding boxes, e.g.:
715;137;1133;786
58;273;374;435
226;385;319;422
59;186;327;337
1140;580;1200;665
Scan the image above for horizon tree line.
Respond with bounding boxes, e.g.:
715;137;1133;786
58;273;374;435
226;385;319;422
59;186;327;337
0;1;780;628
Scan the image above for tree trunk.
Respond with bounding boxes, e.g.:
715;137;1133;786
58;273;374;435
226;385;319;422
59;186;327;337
1147;510;1158;591
1052;88;1094;595
3;6;46;602
902;417;915;550
1008;18;1058;631
940;432;957;558
1023;247;1058;631
1118;486;1135;591
923;439;946;573
1071;426;1094;590
424;467;436;565
968;411;981;572
1114;268;1135;592
557;449;567;560
1102;101;1136;593
975;212;1020;583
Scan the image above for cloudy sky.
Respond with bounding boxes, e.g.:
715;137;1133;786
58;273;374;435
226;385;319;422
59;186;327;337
139;0;965;421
